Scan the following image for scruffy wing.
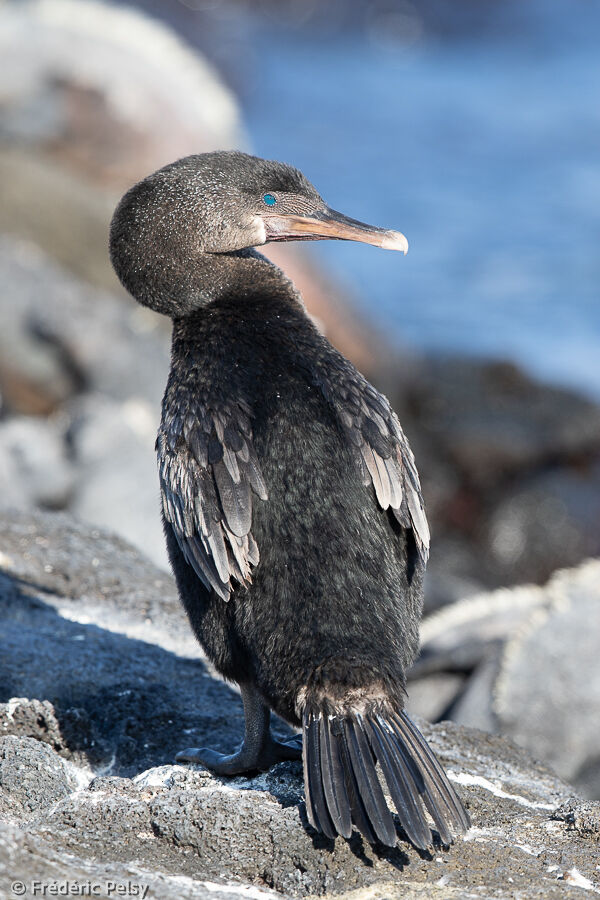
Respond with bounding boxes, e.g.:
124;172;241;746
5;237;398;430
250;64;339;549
157;399;267;600
318;356;430;565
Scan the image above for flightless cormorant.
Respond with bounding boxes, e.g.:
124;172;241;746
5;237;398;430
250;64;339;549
109;151;470;849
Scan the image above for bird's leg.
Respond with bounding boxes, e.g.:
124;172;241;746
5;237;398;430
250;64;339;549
175;683;302;775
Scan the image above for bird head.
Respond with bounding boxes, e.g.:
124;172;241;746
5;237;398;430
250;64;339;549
109;151;407;313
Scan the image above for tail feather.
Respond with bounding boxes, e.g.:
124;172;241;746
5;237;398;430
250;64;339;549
391;711;471;834
304;713;337;839
368;716;433;848
303;705;470;849
320;716;352;838
344;718;396;845
336;722;378;845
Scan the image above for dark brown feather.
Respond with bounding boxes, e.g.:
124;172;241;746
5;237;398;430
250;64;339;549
157;401;266;600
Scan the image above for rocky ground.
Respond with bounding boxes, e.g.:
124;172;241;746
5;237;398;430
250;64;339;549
2;507;600;900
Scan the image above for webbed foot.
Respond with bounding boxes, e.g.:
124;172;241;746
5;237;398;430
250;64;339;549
175;735;301;775
175;683;302;776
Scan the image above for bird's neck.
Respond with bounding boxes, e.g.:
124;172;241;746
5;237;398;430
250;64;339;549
126;247;302;317
207;249;303;309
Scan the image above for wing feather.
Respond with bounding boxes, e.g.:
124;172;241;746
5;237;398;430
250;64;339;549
314;349;429;566
160;337;428;604
158;398;266;601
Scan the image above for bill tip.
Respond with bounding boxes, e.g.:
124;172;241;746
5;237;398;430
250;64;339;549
381;230;409;254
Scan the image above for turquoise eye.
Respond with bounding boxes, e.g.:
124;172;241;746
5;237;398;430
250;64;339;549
263;193;277;206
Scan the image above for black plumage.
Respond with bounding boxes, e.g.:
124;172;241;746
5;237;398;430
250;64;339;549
109;150;469;849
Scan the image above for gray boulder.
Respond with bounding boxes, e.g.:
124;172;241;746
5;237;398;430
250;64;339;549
69;393;167;569
0;736;84;821
409;559;600;802
0;0;245;298
0;236;170;414
0;416;75;509
495;560;600;797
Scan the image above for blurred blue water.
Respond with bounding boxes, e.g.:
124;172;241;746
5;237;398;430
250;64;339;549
244;6;600;397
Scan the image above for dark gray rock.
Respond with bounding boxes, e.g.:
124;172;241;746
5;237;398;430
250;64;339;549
572;758;600;803
423;536;486;614
445;650;501;734
0;507;600;898
552;797;600;841
484;466;600;585
0;735;83;821
409;358;600;488
0;819;277;900
0;506;187;654
0;698;81;759
17;730;600;899
399;356;600;605
0;507;281;778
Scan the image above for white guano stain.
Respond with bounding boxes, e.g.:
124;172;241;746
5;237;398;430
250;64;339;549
563;868;600;894
5;697;28;720
462;826;503;843
200;883;279;900
62;756;95;791
449;772;555;810
134;765;181;789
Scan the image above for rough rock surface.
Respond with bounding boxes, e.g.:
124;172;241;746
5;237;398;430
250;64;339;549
408;559;600;800
1;507;600;899
0;735;84;821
